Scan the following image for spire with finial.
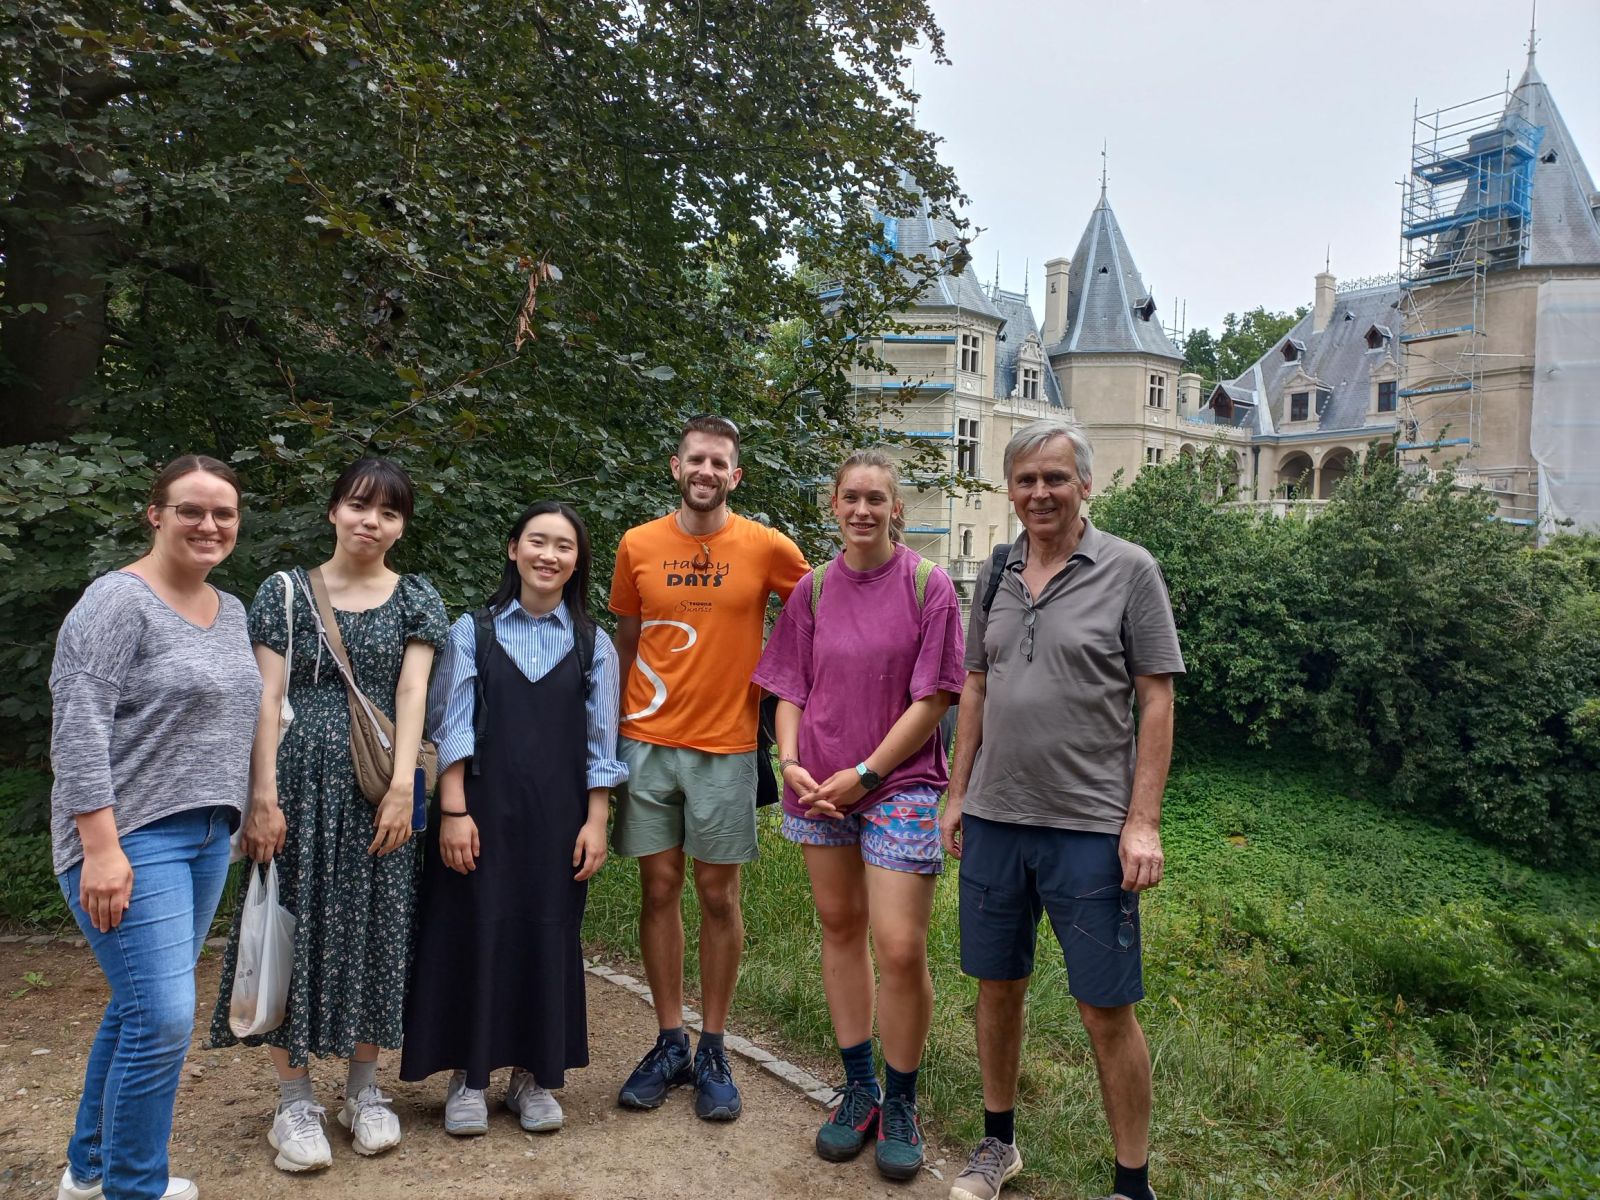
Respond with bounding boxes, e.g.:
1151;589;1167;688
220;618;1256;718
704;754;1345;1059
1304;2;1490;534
1325;243;1331;273
1527;0;1538;64
1022;258;1030;302
992;252;1002;298
1100;141;1109;198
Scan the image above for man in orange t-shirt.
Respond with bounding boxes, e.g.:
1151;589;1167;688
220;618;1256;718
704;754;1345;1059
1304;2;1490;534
609;414;808;1122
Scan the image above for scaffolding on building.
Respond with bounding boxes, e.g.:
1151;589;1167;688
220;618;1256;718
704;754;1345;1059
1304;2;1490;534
1397;86;1542;454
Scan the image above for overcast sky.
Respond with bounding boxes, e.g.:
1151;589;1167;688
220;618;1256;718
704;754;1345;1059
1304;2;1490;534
908;0;1600;339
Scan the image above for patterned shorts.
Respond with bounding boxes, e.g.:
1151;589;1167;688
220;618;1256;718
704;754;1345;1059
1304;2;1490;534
780;789;943;875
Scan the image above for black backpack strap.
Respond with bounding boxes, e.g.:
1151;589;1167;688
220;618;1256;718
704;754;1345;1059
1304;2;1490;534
469;606;496;776
575;620;596;700
981;543;1012;615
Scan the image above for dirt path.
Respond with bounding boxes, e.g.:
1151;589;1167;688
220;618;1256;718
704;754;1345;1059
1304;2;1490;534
0;941;958;1199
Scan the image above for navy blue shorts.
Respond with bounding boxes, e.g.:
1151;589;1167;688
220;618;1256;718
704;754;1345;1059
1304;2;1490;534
957;814;1144;1008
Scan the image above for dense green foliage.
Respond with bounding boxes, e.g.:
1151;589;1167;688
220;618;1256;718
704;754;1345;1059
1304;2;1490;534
1;0;960;757
1181;306;1308;385
580;748;1600;1200
1093;451;1600;866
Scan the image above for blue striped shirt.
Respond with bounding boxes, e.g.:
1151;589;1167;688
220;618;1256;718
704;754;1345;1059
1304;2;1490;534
427;600;628;789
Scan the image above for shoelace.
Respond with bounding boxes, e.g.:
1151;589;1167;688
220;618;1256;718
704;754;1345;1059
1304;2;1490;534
696;1046;733;1085
638;1041;683;1077
963;1136;1010;1183
281;1100;327;1140
352;1086;394;1124
830;1081;879;1127
880;1096;920;1144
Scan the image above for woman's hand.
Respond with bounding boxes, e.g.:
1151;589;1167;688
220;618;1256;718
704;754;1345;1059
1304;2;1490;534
803;768;866;820
80;845;135;933
572;818;607;881
781;761;821;807
369;781;414;856
243;797;287;864
439;813;479;874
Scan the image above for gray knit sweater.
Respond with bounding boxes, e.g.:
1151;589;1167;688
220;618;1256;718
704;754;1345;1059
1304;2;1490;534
49;572;262;873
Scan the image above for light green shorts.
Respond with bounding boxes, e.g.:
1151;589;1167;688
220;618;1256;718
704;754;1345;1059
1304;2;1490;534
612;737;759;864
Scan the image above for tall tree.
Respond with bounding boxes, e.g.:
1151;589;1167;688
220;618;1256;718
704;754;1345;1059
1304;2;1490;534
1214;306;1308;381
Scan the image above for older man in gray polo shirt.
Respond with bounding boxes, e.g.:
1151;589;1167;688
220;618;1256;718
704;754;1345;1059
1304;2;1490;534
941;418;1184;1200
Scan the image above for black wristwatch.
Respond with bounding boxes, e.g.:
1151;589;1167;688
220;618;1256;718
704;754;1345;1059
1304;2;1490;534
855;762;882;791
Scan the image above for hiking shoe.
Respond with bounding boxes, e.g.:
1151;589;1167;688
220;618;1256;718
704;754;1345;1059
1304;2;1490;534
692;1043;742;1121
1089;1192;1158;1200
444;1070;489;1136
950;1137;1023;1200
506;1068;563;1132
618;1035;693;1109
337;1083;402;1155
58;1169;197;1200
815;1081;880;1162
875;1095;926;1180
268;1099;332;1172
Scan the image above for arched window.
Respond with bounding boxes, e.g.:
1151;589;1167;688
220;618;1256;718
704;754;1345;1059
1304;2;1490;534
960;529;973;558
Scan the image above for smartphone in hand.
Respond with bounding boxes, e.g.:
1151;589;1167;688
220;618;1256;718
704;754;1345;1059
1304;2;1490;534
411;766;428;833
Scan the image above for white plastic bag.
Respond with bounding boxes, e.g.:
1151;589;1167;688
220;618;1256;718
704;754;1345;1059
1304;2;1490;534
228;860;296;1038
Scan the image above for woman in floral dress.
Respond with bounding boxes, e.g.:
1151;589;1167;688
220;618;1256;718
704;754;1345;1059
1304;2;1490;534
209;458;447;1174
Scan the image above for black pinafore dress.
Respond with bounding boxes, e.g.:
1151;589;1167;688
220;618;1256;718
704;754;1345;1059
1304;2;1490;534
401;636;590;1090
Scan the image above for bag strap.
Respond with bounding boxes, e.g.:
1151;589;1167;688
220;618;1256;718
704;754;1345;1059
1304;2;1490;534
279;571;294;682
575;620;596;700
305;567;393;752
912;555;936;608
469;606;497;776
808;566;825;617
981;543;1012;615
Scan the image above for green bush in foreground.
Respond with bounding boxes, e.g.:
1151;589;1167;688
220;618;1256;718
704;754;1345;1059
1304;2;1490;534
584;749;1600;1200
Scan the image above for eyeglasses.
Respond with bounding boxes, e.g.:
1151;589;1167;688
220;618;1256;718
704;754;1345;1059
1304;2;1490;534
158;503;241;528
1070;885;1138;952
1020;604;1037;662
1117;890;1137;949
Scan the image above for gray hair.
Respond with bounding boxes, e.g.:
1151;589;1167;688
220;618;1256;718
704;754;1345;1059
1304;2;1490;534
1002;418;1094;485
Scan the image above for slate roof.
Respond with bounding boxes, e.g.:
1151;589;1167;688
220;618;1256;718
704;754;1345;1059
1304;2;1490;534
990;287;1065;407
879;171;1003;320
1052;189;1182;360
1196;284;1403;439
1509;58;1600;266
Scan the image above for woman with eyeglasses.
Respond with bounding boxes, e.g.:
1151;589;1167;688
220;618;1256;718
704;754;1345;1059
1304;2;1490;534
753;448;965;1182
206;457;448;1175
51;455;262;1200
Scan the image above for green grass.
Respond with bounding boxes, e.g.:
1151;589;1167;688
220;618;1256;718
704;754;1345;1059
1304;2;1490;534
583;748;1600;1200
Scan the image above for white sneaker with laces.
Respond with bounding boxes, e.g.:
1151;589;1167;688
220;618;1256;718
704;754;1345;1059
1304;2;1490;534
444;1069;489;1136
337;1084;403;1155
58;1167;198;1199
505;1068;564;1132
268;1098;333;1172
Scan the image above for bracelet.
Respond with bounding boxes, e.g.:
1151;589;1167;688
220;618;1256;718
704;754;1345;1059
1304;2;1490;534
440;810;471;818
778;757;801;772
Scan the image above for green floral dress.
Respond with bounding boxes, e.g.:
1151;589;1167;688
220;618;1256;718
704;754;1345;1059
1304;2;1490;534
209;569;448;1066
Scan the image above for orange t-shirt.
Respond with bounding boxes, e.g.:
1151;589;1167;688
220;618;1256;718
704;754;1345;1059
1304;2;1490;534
609;511;809;754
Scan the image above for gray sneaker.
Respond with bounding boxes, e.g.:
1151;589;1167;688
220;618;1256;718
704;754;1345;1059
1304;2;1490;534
1090;1192;1157;1200
506;1068;563;1132
443;1070;489;1136
950;1137;1023;1200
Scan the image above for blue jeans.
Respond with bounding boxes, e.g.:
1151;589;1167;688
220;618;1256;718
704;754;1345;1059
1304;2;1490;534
59;806;233;1200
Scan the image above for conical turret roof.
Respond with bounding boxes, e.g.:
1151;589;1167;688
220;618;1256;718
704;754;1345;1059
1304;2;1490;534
1509;58;1600;265
1054;189;1181;360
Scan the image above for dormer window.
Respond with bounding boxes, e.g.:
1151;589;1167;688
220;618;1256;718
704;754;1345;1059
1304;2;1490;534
1134;296;1157;322
1290;391;1310;422
1364;324;1392;350
1280;339;1305;362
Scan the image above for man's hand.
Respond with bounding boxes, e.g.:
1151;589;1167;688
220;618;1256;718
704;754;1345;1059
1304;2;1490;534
573;819;607;881
804;767;865;819
440;813;479;874
939;792;964;858
369;782;414;856
1119;821;1164;892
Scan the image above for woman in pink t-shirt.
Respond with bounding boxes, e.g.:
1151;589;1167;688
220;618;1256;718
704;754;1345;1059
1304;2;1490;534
753;448;965;1182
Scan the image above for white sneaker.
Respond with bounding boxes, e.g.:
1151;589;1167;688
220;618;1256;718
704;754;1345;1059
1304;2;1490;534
505;1068;563;1132
337;1084;402;1155
59;1166;199;1199
268;1098;333;1172
444;1069;489;1136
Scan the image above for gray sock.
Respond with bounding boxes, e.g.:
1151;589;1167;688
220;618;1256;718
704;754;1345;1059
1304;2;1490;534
277;1074;314;1110
347;1058;378;1097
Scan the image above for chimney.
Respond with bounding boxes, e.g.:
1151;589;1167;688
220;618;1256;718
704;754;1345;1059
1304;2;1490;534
1042;257;1071;347
1313;270;1336;334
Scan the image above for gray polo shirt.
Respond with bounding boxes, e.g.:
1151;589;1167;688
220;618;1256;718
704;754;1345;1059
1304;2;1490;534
962;520;1184;834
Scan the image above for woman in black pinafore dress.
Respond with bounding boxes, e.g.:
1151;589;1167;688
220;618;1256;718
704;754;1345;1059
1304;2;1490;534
402;500;626;1135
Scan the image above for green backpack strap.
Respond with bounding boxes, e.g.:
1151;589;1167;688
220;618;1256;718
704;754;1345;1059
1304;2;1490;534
809;565;826;617
912;555;935;608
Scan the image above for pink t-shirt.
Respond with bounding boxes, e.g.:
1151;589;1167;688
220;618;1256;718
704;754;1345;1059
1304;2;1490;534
753;544;966;818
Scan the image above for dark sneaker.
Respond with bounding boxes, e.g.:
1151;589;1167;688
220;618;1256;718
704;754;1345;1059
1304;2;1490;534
815;1081;881;1162
874;1095;926;1180
692;1044;743;1120
617;1036;693;1109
